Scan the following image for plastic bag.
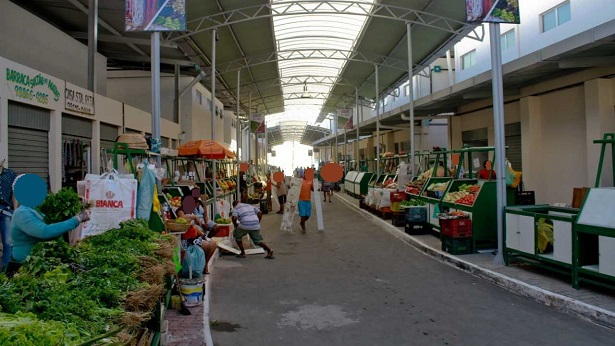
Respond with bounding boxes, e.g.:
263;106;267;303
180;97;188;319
181;244;205;279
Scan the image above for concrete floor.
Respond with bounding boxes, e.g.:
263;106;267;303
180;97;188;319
208;194;615;346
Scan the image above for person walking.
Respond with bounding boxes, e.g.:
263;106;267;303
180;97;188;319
321;180;332;203
231;200;274;259
276;177;287;214
298;174;313;234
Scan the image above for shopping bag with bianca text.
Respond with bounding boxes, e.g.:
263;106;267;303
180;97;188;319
81;172;138;238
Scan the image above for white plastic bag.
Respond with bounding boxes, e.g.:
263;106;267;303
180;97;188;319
81;172;138;238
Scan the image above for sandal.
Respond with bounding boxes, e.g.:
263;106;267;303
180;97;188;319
236;253;246;258
265;252;275;259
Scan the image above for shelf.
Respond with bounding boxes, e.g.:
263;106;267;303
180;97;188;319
581;264;600;273
537;253;554;260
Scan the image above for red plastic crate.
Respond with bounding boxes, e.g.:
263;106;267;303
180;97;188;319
440;218;472;238
216;225;231;237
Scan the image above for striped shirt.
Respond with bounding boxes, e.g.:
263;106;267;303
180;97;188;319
232;203;261;230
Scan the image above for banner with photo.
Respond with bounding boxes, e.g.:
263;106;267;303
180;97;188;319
466;0;520;24
125;0;186;32
337;108;352;129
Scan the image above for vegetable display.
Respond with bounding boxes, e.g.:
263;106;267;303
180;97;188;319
0;220;176;345
401;199;426;207
214;217;232;224
443;184;480;206
37;188;83;224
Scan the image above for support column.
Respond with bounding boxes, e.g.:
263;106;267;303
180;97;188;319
248;92;252;164
489;23;506;266
88;0;98;92
355;88;360;167
151;32;161;170
211;29;218;213
407;22;416;179
585;78;615;187
375;64;380;177
236;69;241;202
520;96;544;202
334;111;339;162
174;65;180;125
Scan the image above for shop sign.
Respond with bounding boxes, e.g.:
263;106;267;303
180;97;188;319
65;82;95;115
1;57;62;109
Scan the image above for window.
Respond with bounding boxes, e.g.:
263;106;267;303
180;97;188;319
461;50;477;70
501;29;516;51
196;91;202;105
542;1;571;32
205;98;212;110
383;97;388;106
404;85;410;96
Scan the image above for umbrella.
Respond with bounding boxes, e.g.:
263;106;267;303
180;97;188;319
178;140;235;159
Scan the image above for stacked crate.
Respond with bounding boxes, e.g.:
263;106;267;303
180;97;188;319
440;218;473;255
404;206;430;235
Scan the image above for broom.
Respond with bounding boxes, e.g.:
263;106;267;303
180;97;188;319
175;272;192;315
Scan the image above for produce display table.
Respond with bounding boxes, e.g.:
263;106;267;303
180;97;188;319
354;172;374;198
573;187;615;289
573;134;615;289
344;171;359;195
418;177;452;230
442;179;515;250
505;205;578;275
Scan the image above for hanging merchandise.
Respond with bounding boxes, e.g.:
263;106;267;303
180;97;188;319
137;162;156;221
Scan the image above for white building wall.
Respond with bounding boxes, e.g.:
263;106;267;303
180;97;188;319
106;71;190;124
0;1;107;94
455;0;615;83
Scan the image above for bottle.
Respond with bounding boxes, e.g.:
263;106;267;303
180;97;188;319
162;202;170;220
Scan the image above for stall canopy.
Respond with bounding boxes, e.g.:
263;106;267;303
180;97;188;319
178;140;235;159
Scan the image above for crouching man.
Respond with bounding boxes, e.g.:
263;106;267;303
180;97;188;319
231;200;274;259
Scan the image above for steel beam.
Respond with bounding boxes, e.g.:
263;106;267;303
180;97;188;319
66;0;146;56
167;1;483;42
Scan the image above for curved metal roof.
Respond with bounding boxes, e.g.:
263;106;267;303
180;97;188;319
13;0;482;143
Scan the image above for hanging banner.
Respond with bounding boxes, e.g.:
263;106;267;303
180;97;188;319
125;0;186;32
252;113;265;133
65;82;95;115
466;0;520;24
344;115;353;130
337;108;352;129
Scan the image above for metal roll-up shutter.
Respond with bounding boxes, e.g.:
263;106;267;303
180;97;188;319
505;122;522;171
8;102;50;184
62;114;92;139
100;123;119;150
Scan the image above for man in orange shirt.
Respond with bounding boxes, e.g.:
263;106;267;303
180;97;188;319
298;174;314;234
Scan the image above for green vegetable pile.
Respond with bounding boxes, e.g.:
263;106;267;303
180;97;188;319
37;188;84;224
0;220;177;345
401;199;426;207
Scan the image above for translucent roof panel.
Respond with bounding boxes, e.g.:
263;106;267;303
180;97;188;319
271;0;375;125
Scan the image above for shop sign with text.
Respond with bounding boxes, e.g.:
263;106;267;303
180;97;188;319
65;82;95;115
1;57;62;109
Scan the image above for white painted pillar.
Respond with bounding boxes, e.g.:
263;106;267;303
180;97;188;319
49;110;62;192
0;97;8;166
91;120;101;174
584;78;615;187
520;96;544;202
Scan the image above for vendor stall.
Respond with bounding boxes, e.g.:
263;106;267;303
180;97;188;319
573;133;615;289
